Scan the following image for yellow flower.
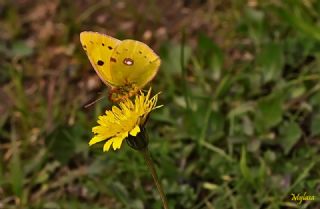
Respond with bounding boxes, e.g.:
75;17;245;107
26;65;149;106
89;89;161;152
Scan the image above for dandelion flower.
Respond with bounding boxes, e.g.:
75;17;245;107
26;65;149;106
89;89;161;152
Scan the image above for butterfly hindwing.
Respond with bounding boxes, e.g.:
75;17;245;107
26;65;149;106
109;40;160;88
80;31;121;87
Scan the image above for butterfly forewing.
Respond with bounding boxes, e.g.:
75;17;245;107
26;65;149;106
80;31;121;87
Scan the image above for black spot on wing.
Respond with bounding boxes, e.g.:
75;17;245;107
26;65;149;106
110;57;117;62
123;58;134;66
97;60;104;66
108;46;113;50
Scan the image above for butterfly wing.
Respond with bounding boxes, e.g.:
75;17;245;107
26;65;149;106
109;40;161;88
80;31;121;87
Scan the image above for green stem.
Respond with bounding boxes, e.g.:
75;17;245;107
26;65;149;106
140;149;169;209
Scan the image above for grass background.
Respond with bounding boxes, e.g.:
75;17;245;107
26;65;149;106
1;0;320;208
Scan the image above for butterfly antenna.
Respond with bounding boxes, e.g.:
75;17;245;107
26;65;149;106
84;95;106;108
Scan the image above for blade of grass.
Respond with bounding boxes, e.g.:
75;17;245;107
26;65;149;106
9;117;23;199
282;160;317;199
200;141;234;162
180;29;190;111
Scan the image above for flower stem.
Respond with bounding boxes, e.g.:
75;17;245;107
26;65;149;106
140;149;169;209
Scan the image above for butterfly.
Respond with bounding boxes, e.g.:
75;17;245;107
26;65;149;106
80;31;161;102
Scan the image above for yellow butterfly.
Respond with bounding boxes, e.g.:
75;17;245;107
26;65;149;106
80;31;161;102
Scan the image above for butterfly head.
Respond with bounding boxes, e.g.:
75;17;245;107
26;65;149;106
109;83;140;103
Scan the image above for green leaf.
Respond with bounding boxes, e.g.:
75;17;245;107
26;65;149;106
109;182;130;206
9;140;23;197
46;126;76;164
228;102;254;118
258;158;267;187
279;121;302;154
264;150;276;163
275;4;320;41
255;92;284;131
198;33;224;80
309;92;320;107
215;75;232;99
311;113;320;136
209;111;225;140
257;43;284;82
160;43;192;75
243;7;266;44
240;146;252;183
10;40;33;58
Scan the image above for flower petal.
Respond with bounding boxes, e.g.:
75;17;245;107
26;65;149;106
89;135;106;146
112;132;128;150
129;125;140;136
103;140;113;152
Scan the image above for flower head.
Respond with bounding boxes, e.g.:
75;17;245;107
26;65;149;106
89;89;161;152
